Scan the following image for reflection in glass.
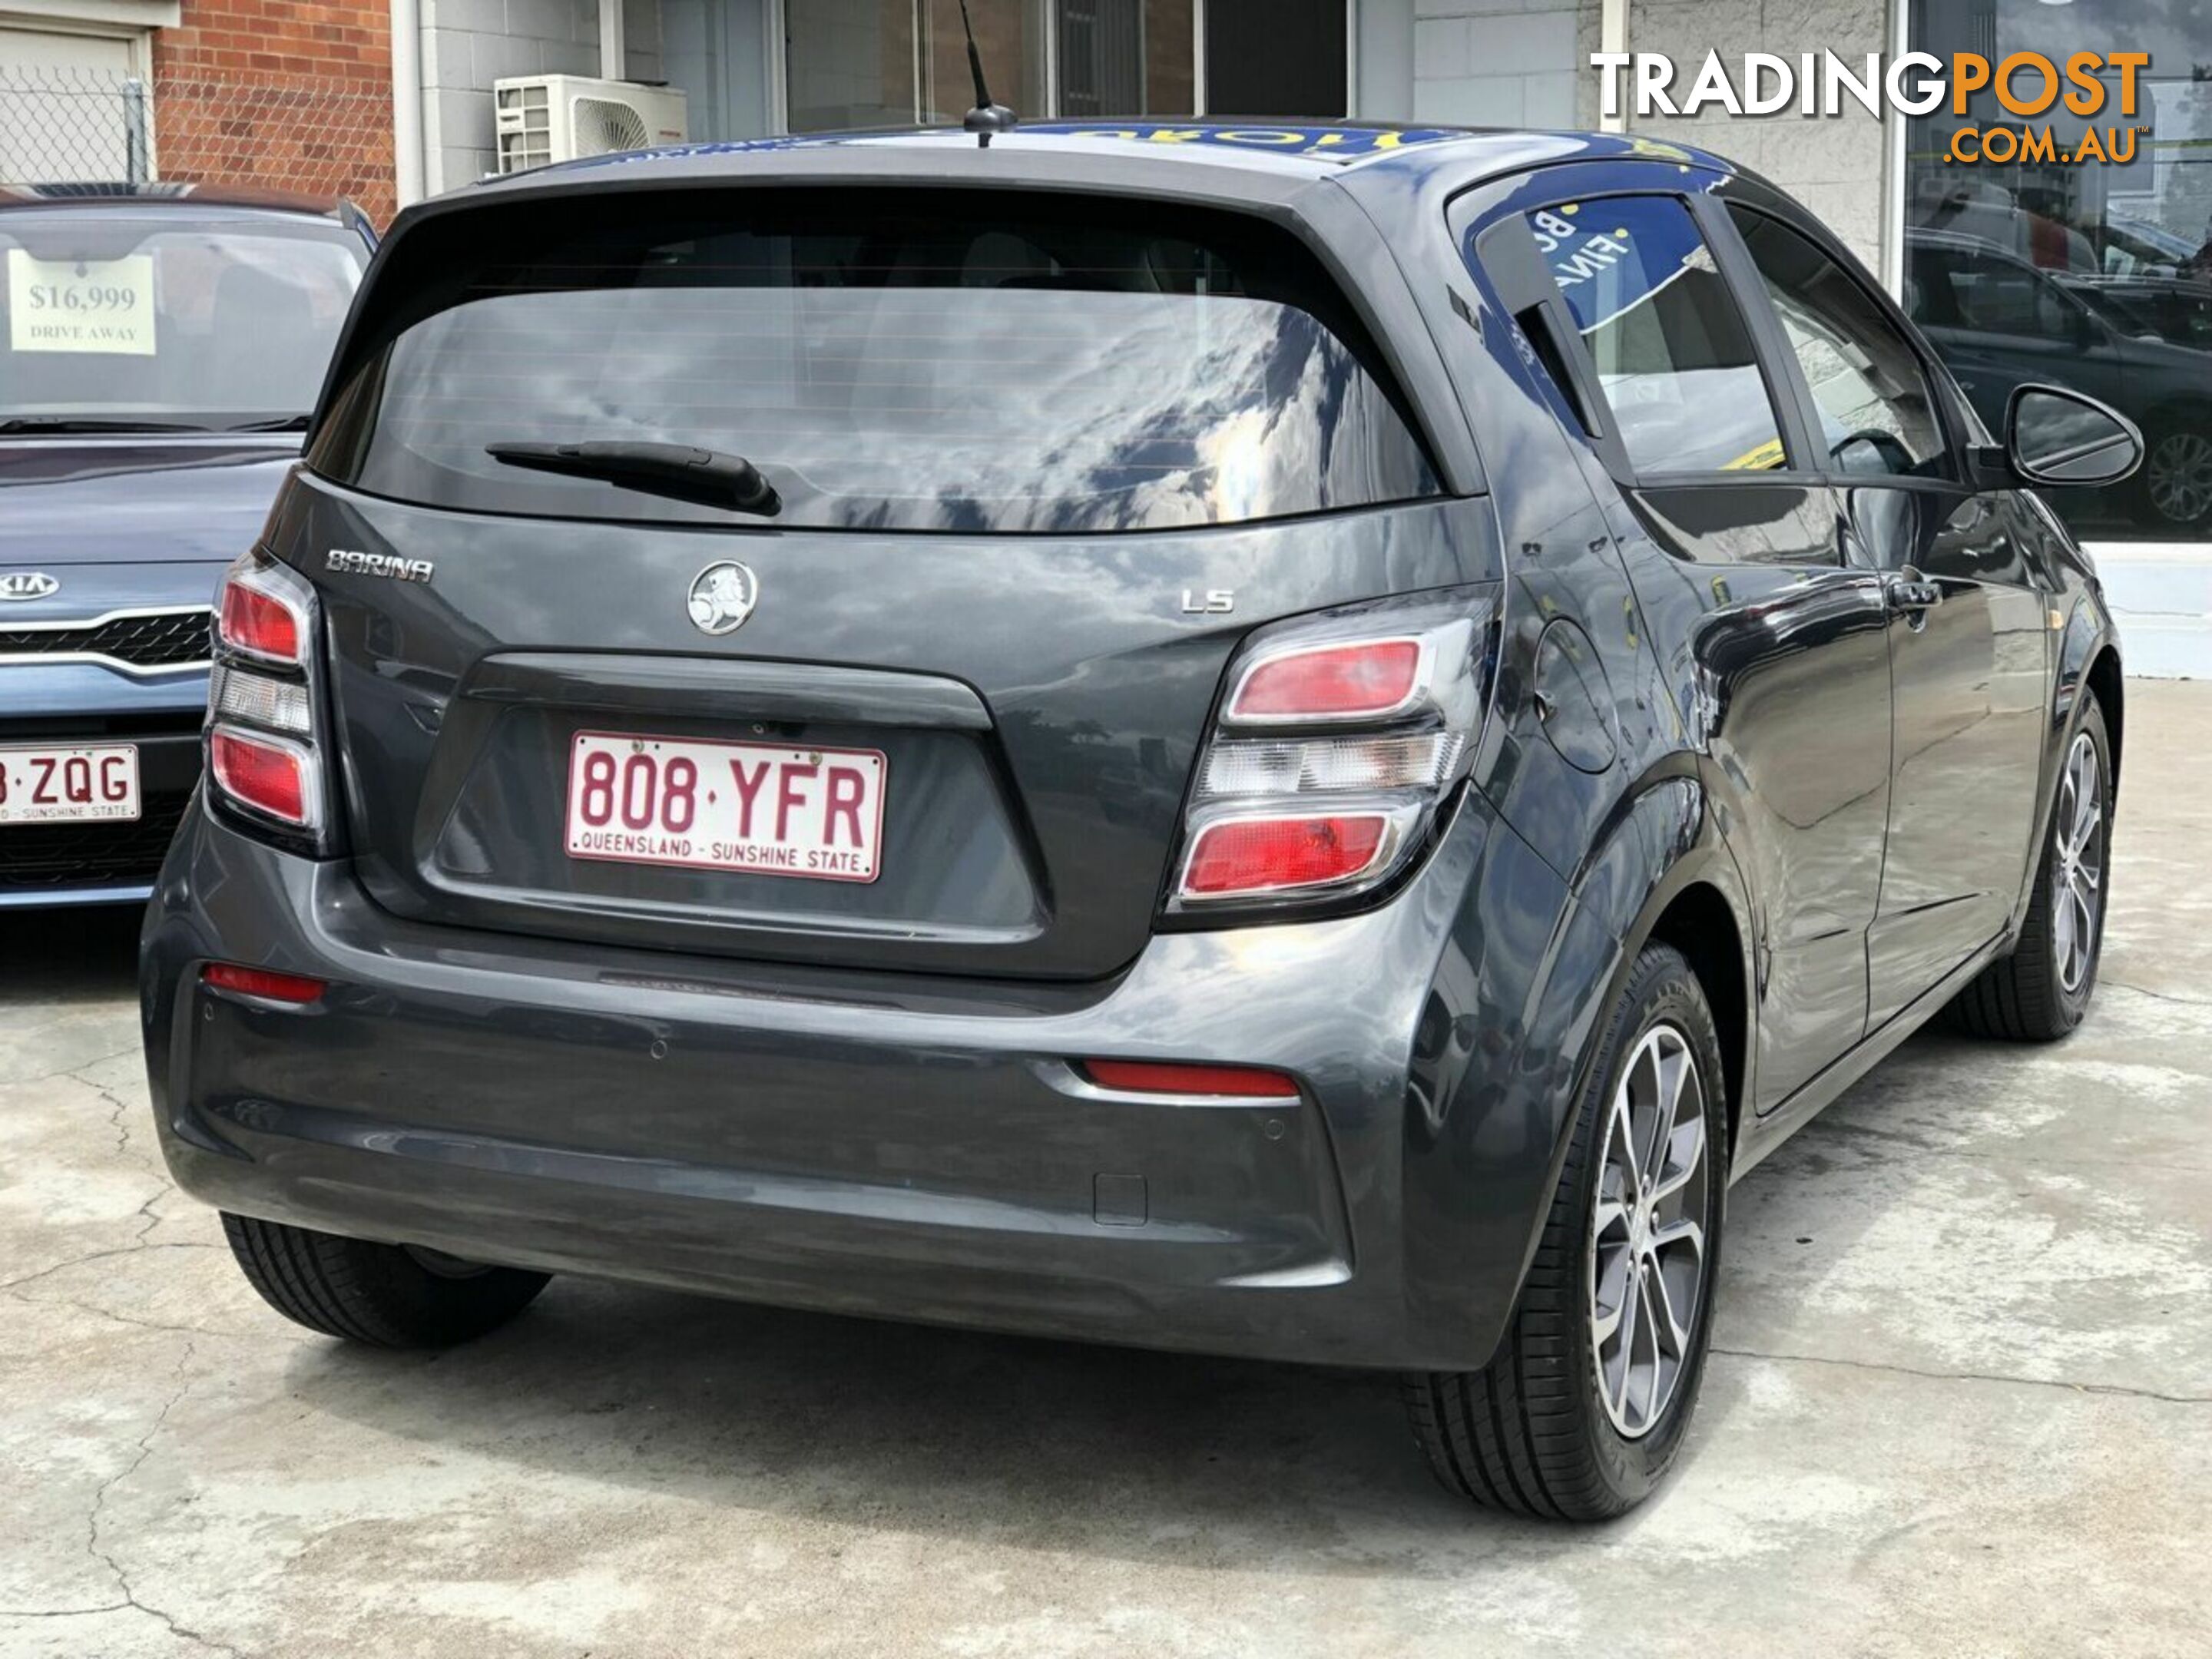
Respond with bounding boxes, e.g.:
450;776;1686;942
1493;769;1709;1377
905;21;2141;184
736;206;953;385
1907;0;2212;538
326;191;1439;533
1054;0;1193;118
1730;207;1948;480
917;0;1045;125
782;0;916;131
2010;388;2141;487
1531;197;1785;475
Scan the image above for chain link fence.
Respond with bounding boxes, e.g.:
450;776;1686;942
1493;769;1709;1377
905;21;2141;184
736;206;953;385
0;67;392;220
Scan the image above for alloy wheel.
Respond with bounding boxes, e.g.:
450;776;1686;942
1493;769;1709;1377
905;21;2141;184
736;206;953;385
2147;431;2212;525
2051;730;2106;995
1588;1023;1710;1439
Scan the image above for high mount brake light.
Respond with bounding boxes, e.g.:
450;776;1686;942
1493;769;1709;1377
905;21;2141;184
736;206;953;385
1171;609;1488;912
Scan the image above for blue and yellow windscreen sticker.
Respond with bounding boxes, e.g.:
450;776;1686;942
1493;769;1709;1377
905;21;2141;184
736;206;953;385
1527;195;1710;335
1022;123;1464;160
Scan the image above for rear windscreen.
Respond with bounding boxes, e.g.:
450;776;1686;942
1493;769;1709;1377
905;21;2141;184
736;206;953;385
310;190;1441;533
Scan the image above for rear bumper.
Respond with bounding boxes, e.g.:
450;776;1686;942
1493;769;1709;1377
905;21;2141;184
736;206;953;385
142;798;1578;1371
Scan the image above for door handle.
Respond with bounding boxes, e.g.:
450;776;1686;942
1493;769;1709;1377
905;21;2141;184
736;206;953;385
1886;571;1943;616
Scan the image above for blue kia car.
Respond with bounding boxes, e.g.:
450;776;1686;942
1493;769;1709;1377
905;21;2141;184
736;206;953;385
0;184;371;906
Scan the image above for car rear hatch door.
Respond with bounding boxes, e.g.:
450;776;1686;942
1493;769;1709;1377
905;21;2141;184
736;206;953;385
287;180;1495;978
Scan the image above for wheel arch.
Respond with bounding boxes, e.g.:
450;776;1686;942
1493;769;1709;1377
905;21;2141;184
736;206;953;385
1565;773;1758;1170
1639;883;1750;1164
2086;646;2124;791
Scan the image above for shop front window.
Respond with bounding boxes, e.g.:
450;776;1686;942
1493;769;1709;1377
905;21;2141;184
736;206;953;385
1055;0;1193;118
784;1;1050;133
783;2;1195;131
1204;0;1345;118
1907;2;2212;541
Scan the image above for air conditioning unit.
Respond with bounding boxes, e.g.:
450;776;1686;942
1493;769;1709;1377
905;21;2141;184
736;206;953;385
493;75;687;172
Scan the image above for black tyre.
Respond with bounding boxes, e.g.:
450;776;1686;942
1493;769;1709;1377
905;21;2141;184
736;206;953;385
1406;942;1727;1521
222;1213;550;1349
1946;691;2113;1041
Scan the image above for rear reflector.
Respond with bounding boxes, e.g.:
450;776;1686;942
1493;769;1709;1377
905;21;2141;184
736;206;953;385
210;727;313;827
1181;813;1389;899
1228;639;1422;724
217;577;303;666
1079;1059;1300;1098
201;962;326;1003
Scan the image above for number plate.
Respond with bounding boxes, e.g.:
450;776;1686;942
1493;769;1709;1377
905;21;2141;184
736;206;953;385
564;731;886;884
0;743;141;826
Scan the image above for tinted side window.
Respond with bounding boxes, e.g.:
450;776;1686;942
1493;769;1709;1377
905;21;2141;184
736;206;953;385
1527;196;1786;475
1729;207;1951;482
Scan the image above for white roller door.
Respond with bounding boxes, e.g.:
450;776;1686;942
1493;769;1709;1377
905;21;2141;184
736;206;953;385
0;26;140;183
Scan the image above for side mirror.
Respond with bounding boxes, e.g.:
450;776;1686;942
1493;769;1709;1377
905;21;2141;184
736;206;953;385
2005;384;2144;487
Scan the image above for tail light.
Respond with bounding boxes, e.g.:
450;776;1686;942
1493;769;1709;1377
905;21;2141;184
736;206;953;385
210;728;317;827
1226;639;1425;724
207;551;331;847
1167;598;1491;917
216;561;309;666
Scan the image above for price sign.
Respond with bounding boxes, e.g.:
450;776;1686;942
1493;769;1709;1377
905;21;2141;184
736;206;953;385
8;250;157;355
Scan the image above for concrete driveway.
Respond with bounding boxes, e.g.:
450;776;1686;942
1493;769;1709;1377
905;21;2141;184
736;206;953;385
4;681;2208;1659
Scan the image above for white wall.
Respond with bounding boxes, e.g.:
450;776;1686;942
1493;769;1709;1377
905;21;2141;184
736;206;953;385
1623;0;1888;270
1409;0;1580;131
1356;0;1414;120
420;0;660;191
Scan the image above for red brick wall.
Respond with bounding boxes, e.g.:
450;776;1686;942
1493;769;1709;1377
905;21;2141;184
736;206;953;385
151;0;396;224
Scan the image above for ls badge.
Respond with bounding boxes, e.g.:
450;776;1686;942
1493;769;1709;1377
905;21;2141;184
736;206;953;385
1181;588;1235;614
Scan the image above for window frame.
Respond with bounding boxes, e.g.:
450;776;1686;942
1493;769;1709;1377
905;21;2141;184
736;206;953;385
1719;199;1969;494
1456;175;1826;495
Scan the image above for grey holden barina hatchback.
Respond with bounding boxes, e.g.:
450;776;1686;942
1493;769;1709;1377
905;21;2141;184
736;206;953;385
142;122;2131;1520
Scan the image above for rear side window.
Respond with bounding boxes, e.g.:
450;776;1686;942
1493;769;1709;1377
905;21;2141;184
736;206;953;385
311;190;1441;533
1527;196;1786;475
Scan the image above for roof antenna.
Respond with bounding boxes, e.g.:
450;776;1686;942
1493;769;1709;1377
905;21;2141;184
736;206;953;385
955;0;1017;147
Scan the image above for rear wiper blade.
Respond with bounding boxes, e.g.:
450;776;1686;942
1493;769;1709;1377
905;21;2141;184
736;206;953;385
0;417;217;435
485;440;782;517
226;415;312;432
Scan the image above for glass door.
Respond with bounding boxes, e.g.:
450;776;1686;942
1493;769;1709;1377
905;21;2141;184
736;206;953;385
1202;0;1346;119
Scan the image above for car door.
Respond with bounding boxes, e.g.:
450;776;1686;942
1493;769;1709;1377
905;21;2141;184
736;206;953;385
1731;205;2049;1028
1467;172;1894;1112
